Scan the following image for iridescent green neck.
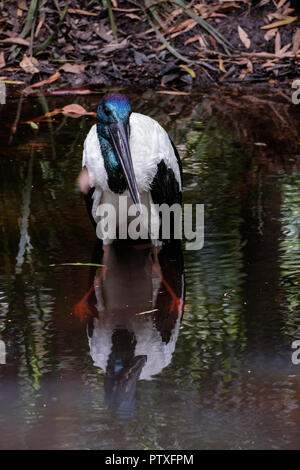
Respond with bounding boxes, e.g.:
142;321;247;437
99;137;127;194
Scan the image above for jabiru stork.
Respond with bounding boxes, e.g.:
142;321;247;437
77;93;182;249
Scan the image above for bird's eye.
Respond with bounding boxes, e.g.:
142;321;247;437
103;107;111;117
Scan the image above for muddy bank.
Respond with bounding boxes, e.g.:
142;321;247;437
0;1;299;92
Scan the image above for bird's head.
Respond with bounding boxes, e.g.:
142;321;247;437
97;93;131;132
96;94;141;210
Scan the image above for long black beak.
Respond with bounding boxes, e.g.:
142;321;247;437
107;121;142;212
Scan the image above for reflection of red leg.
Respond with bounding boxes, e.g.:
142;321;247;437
74;289;94;323
152;259;183;316
162;277;183;315
74;265;108;322
74;245;111;322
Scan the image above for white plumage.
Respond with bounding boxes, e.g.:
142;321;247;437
82;112;182;233
89;309;182;381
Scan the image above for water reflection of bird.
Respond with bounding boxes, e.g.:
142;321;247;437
77;94;182;248
75;240;184;417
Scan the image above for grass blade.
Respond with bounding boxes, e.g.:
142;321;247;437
34;4;68;53
8;0;41;61
49;262;105;267
103;0;118;42
147;12;190;63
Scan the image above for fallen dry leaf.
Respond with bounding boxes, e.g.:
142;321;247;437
61;104;95;117
261;16;297;30
262;60;278;68
68;9;98;16
275;31;281;55
60;63;86;74
35;13;45;38
17;0;28;11
24;104;96;124
277;0;288;8
292;28;300;54
271;12;290;21
213;2;242;13
126;14;140;20
112;7;139;12
246;59;253;73
94;23;113;43
169;18;196;35
0;51;5;69
218;56;226;73
0;37;29;46
209;35;217;48
264;28;277;41
184;35;201;46
156;90;190;96
198;34;207;49
29;71;61;88
233;58;249;66
101;39;128;54
278;42;291;55
258;0;271;5
20;54;39;74
41;109;61;118
22;109;62;123
238;25;251;48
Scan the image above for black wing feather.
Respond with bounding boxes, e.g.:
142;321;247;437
84;187;97;229
150;140;182;242
150;138;182;206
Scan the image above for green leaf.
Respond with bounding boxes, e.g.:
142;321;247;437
29;121;39;130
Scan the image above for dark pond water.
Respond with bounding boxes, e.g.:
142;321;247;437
0;88;300;450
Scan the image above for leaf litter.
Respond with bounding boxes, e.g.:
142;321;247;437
0;0;298;90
